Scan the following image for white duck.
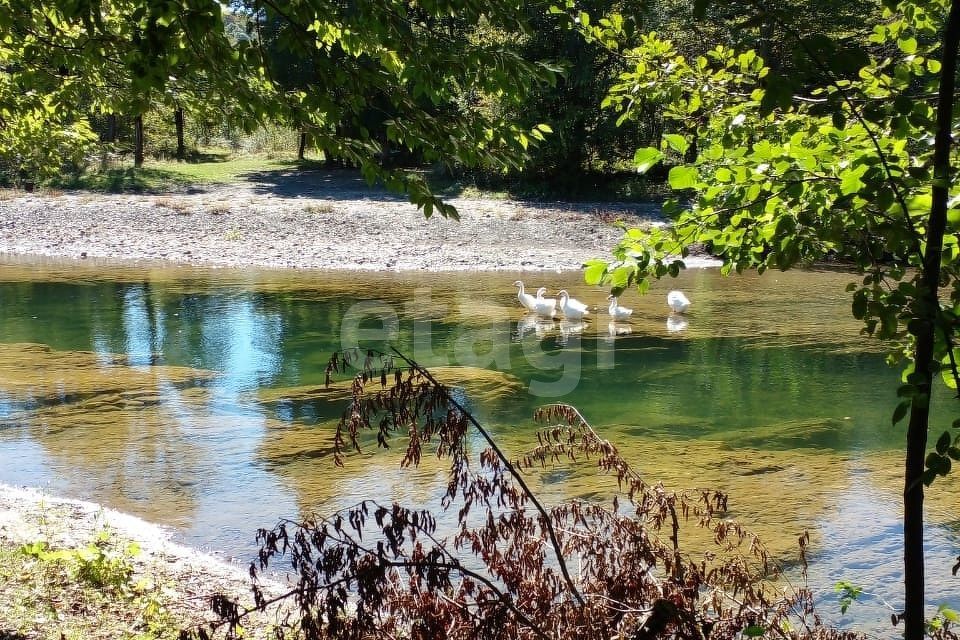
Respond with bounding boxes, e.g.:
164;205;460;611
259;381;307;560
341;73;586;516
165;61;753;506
607;295;633;321
608;322;632;337
532;287;557;317
514;280;537;312
667;290;691;314
557;290;590;320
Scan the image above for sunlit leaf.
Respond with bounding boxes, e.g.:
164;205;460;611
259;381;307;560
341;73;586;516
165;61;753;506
668;166;699;190
583;260;608;285
633;147;664;174
662;134;689;154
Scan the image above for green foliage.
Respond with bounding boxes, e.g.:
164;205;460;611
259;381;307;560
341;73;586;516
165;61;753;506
927;604;960;635
587;2;960;638
20;529;140;593
0;0;559;213
588;0;959;387
13;527;181;638
835;580;863;615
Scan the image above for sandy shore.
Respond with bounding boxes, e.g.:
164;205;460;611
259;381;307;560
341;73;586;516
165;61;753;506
0;169;667;271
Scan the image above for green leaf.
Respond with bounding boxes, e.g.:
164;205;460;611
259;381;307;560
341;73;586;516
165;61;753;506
662;134;689;154
583;260;608;285
668;166;699;190
936;431;951;455
941;606;960;623
840;169;865;196
611;264;635;289
633;147;664;175
940;352;958;389
892;399;910;425
898;37;918;54
743;625;766;637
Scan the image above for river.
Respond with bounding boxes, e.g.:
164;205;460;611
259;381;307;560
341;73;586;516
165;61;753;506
0;256;957;633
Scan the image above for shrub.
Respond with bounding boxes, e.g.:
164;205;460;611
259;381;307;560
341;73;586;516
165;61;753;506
188;349;859;640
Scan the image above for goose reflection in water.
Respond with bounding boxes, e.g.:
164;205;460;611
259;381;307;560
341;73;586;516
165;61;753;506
604;322;633;343
514;313;557;340
666;313;689;333
557;319;586;346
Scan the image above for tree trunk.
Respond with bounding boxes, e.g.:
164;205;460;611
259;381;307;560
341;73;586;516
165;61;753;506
106;114;117;143
903;2;960;639
134;114;144;168
174;107;186;161
298;131;307;161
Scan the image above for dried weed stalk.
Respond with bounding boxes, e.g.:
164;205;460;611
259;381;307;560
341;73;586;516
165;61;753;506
184;348;862;640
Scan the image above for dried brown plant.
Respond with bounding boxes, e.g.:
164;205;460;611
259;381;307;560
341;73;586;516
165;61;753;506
183;348;863;640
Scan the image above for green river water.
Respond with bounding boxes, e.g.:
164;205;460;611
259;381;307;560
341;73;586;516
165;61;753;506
0;256;957;632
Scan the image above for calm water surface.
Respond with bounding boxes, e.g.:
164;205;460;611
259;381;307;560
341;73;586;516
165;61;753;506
0;256;957;630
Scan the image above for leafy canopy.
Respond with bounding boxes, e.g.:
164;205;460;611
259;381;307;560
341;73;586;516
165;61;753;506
0;0;559;212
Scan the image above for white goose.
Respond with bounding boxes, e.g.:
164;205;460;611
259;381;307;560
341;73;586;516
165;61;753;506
532;287;557;318
607;295;633;321
514;280;537;312
557;290;590;320
667;290;691;314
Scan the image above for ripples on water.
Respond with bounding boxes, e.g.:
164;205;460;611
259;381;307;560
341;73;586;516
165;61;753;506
0;256;957;632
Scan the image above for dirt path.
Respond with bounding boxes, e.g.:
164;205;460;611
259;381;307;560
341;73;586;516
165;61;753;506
0;169;666;271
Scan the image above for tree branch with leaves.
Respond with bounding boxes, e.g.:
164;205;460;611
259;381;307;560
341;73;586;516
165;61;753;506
581;1;960;637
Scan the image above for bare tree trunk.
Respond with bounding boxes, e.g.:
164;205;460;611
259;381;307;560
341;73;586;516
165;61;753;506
298;131;307;161
134;114;144;168
175;107;186;161
904;2;960;639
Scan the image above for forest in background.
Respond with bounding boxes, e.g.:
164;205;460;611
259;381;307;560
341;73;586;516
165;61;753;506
0;0;879;199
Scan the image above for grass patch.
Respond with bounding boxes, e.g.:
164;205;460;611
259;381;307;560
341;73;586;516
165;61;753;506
0;532;180;640
304;202;337;215
148;155;309;184
0;494;284;640
47;152;328;194
50;167;196;193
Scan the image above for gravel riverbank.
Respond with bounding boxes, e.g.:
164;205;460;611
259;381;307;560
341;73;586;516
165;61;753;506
0;169;666;271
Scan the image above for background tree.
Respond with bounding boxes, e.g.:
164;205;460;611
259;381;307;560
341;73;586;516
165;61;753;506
0;0;558;212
